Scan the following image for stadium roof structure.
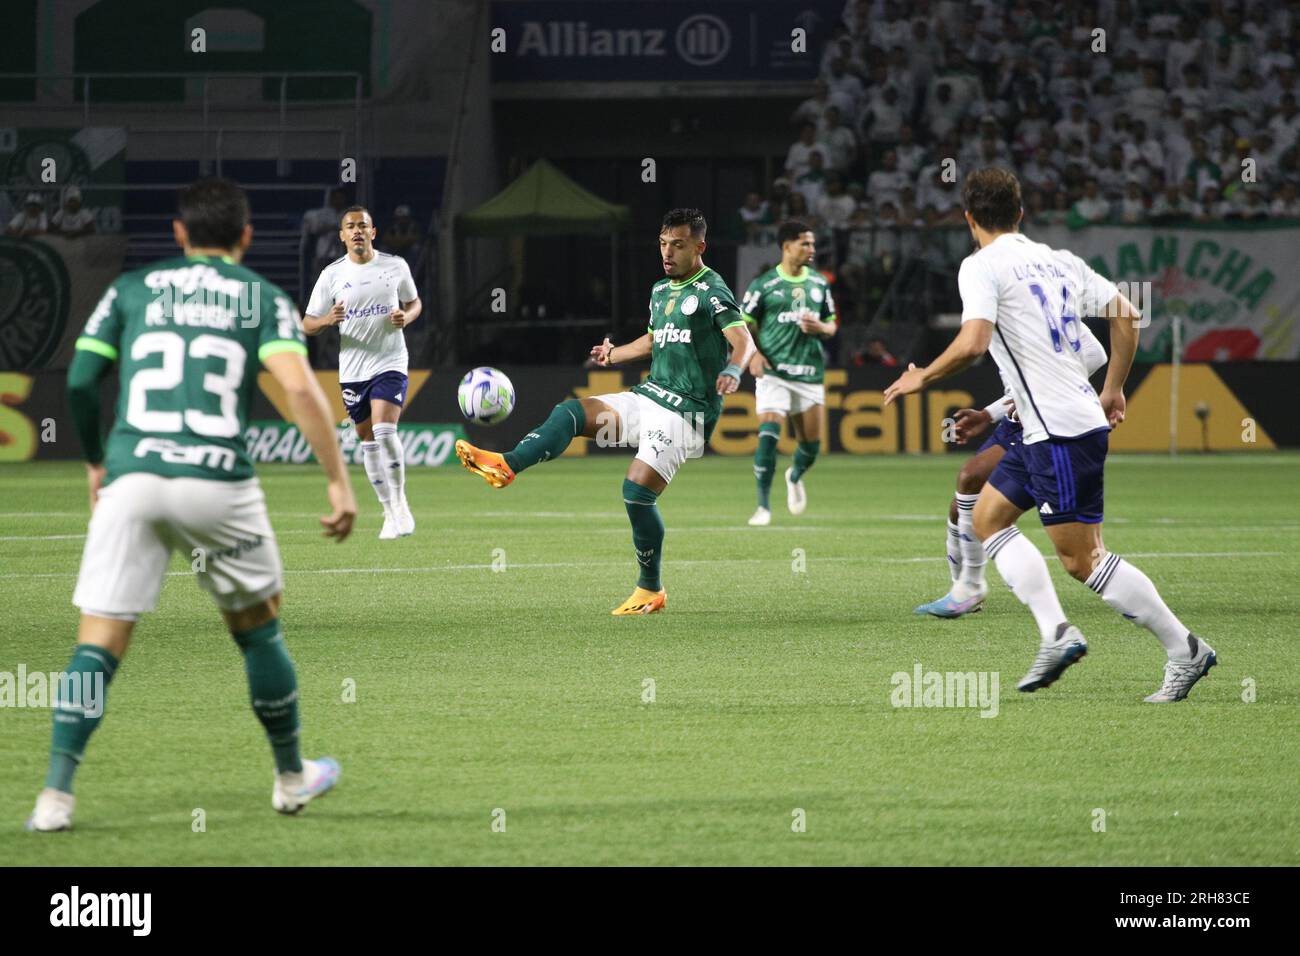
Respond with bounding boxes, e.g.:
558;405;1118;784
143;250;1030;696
456;158;629;237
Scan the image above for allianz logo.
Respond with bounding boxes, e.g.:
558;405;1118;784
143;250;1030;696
653;322;692;346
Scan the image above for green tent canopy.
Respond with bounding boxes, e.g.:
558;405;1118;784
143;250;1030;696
457;158;629;237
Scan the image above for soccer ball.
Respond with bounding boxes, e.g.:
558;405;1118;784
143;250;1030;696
457;366;515;425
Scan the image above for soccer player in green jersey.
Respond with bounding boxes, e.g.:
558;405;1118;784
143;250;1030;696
26;178;358;832
455;208;756;615
739;220;837;526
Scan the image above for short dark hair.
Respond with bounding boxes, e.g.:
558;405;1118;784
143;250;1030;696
177;177;249;249
340;204;372;225
661;207;706;239
961;167;1022;233
777;220;812;246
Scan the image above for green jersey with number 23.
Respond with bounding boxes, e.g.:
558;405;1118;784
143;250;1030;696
75;254;307;484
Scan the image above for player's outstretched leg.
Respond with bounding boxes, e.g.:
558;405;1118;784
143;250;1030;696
456;398;588;488
27;633;121;832
230;611;339;814
785;440;818;515
1082;552;1217;702
614;478;667;615
749;420;780;526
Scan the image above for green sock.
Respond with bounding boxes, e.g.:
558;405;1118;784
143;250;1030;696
790;440;821;483
622;478;664;591
503;399;586;473
232;618;302;774
45;644;119;794
754;421;780;509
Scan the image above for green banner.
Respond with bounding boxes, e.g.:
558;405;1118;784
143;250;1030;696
244;420;467;466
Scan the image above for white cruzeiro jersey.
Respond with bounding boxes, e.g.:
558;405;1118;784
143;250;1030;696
983;324;1107;423
307;251;418;383
959;232;1119;444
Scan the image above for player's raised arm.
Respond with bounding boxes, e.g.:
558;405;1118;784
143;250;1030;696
262;349;357;540
1098;291;1141;426
883;319;992;405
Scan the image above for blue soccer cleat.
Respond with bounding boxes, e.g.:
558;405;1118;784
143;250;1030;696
913;585;987;618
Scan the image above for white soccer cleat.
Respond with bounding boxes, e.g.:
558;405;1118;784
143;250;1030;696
1017;623;1088;692
1145;635;1217;703
785;467;807;515
25;788;75;832
272;757;341;815
378;509;399;540
748;507;772;526
394;497;415;537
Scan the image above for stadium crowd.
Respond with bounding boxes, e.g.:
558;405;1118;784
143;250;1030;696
741;0;1300;327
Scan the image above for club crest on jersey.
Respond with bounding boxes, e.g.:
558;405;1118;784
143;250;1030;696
653;322;692;346
680;294;699;316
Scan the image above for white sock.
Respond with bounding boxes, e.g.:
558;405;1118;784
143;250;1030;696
1086;554;1192;659
372;423;406;501
361;440;391;509
983;526;1067;642
945;519;962;583
954;493;986;595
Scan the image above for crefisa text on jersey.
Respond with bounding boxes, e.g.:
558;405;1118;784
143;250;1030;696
144;264;262;330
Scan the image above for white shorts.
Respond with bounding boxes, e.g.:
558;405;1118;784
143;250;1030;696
589;391;706;483
73;473;283;618
755;375;825;416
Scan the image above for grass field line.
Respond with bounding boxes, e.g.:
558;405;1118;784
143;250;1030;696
0;549;1283;579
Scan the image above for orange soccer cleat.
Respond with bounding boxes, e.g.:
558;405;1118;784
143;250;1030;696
611;586;667;616
455;439;516;488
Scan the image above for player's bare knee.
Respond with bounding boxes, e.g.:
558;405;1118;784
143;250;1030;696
956;463;984;495
224;594;281;634
1057;550;1093;582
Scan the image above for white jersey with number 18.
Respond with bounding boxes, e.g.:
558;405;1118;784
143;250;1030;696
958;232;1119;444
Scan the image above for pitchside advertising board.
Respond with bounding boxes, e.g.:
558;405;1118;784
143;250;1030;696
1;361;1290;464
490;0;844;83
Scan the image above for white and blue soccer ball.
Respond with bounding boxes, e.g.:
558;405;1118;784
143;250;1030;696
457;366;515;425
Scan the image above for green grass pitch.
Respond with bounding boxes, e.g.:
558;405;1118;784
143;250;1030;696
1;453;1297;866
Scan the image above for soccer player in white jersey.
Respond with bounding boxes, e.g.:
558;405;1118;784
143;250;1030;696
885;168;1216;703
915;325;1107;618
304;205;422;539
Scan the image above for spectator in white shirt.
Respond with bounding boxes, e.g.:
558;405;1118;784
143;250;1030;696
1118;180;1149;223
1073;179;1112;223
792;81;835;129
1165;20;1205;89
816;174;857;231
817;105;859;173
1126;120;1165;173
795;150;829;209
50;185;96;238
1269;93;1300;150
785;123;829;181
1127;63;1169;129
893;124;926;177
860;84;905;145
1198;185;1231;220
866;149;908;208
927;82;965;141
1269;182;1300;217
6;193;47;237
1172;63;1211;115
824;57;865;118
1053;101;1088;147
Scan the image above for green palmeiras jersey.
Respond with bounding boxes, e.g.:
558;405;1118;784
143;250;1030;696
632;265;746;435
740;265;837;383
74;254;308;483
